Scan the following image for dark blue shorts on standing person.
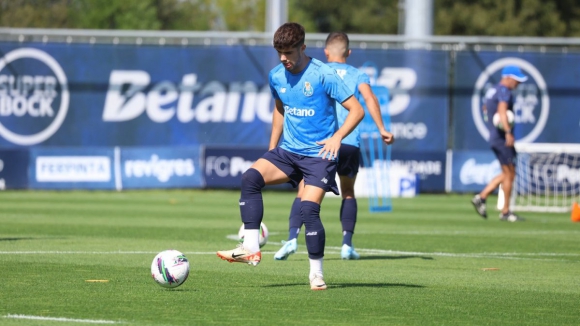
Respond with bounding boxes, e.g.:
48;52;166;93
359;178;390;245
491;142;517;166
262;147;339;195
337;144;360;178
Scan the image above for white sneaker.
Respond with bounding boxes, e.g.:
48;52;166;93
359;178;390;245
309;273;327;291
274;238;297;260
216;244;261;266
341;244;360;260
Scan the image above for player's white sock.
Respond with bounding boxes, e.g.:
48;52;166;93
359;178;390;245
243;229;261;253
309;257;323;279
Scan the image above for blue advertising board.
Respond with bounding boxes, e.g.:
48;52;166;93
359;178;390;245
120;147;202;189
452;52;580;150
450;150;501;193
0;43;448;152
29;147;116;189
0;148;29;189
389;150;446;193
204;147;266;188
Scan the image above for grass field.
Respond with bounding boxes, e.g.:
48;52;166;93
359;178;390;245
0;190;579;326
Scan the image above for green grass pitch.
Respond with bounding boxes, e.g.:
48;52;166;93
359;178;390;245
0;190;578;325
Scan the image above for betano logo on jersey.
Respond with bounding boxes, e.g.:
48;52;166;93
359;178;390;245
102;70;273;124
471;57;549;143
0;48;69;146
284;105;315;117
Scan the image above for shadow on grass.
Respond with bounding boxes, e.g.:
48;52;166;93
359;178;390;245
263;283;424;289
0;237;38;241
325;255;433;261
359;255;434;260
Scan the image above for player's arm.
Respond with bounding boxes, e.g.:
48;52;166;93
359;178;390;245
318;96;364;160
497;101;514;147
269;99;284;150
358;83;394;145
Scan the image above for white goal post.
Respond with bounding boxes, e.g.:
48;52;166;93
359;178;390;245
510;143;580;213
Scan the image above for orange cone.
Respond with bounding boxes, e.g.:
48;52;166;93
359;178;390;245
571;202;580;222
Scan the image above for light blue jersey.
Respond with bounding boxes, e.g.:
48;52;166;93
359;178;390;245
326;62;370;147
269;58;353;157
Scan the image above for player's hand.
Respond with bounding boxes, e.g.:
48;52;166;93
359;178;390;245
316;135;341;160
380;129;395;145
506;133;515;147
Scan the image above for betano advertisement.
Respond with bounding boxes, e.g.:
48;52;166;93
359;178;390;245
0;43;448;151
1;42;578;192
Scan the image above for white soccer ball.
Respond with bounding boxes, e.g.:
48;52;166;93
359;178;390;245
238;222;269;248
151;250;190;288
492;110;515;130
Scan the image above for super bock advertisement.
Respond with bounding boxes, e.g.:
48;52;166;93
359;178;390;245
452;52;580;150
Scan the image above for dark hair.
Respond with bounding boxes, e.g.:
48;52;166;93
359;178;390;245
273;22;305;50
325;32;349;49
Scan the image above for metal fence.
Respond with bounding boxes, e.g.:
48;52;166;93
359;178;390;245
1;27;580;52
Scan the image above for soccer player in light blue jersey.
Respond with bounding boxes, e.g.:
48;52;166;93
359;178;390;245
274;32;394;262
217;23;365;290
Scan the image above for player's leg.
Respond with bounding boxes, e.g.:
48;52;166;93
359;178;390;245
289;180;305;241
472;173;503;218
274;180;304;260
300;185;328;290
299;157;339;290
217;152;292;265
497;147;524;222
339;175;360;260
336;144;360;259
472;146;505;219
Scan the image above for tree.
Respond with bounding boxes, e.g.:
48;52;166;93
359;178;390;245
290;0;399;34
0;0;579;36
434;0;571;37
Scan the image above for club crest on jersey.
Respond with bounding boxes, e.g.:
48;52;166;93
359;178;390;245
303;81;313;97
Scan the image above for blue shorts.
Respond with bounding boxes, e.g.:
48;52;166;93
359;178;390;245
491;143;517;166
337;144;360;178
262;147;339;195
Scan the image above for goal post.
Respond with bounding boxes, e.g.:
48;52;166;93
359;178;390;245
510;143;580;213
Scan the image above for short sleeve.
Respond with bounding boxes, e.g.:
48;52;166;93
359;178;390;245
497;87;512;103
269;72;280;100
322;70;353;104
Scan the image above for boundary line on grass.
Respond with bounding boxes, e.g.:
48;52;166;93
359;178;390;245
4;314;120;324
0;249;578;260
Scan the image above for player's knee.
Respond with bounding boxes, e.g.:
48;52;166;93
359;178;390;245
241;168;265;196
301;201;322;229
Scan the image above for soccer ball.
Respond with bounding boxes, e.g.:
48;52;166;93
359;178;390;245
238;222;269;248
151;250;190;288
492;110;515;130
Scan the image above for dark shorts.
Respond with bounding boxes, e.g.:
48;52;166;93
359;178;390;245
491;143;517;166
262;147;339;195
337;144;360;178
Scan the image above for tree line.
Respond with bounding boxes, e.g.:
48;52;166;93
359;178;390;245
1;0;579;37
